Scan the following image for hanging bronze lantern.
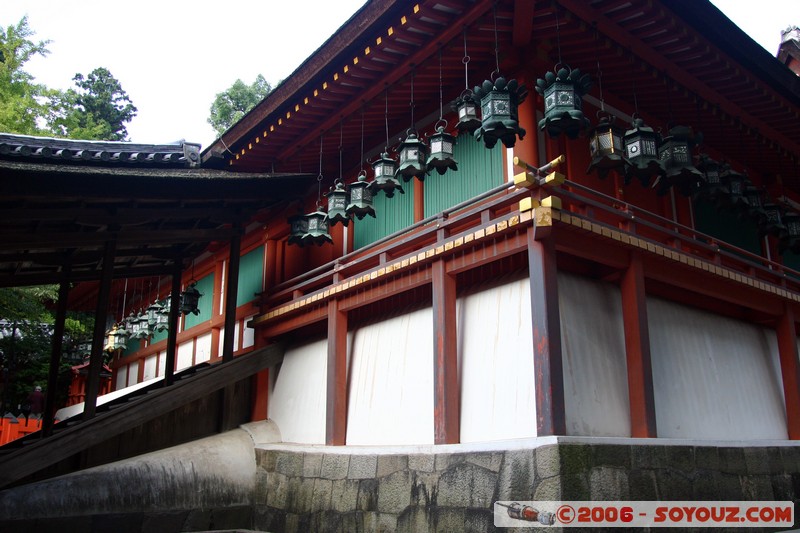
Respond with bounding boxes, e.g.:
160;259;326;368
426;125;458;175
369;152;403;198
452;91;481;134
743;184;767;226
623;118;663;187
657;125;702;196
780;211;800;254
720;164;748;212
154;301;170;333
113;322;130;351
695;154;727;205
535;66;592;139
760;201;787;238
473;76;528;149
346;171;375;220
326;178;350;227
103;324;119;352
179;281;202;316
302;211;333;246
288;213;309;246
134;311;151;339
587;116;626;179
146;301;163;326
396;131;428;182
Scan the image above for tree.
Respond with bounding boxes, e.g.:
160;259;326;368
50;67;138;141
0;16;51;135
208;74;272;136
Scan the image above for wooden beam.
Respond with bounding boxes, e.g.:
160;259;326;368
512;0;535;46
43;262;71;437
621;252;657;438
777;304;800;439
527;226;565;436
83;240;115;421
326;299;348;445
222;225;243;363
432;260;459;444
164;260;182;386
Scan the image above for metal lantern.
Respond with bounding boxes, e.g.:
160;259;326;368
473;76;528;149
288;213;309;246
103;324;119;352
154;300;170;332
179;281;202;316
535;66;592;139
623;118;663;187
781;211;800;254
146;301;163;326
134;311;152;339
695;154;727;205
426;125;458;175
113;322;130;351
346;172;375;220
587;116;626;179
760;202;786;238
369;152;403;198
743;184;767;226
657;125;702;196
452;91;481;134
302;211;333;246
128;311;143;339
720;164;748;212
325;178;350;227
396;131;428;182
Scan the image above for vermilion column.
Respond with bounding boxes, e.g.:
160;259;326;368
326;299;348;445
432;259;459;444
777;304;800;439
621;252;657;437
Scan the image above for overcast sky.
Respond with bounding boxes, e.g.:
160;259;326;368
2;0;797;149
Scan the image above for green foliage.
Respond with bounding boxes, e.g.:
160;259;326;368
208;74;272;136
50;67;138;141
0;16;51;135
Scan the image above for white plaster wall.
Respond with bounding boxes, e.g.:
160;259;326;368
243;317;255;349
115;365;127;391
143;355;157;381
458;277;537;442
195;332;212;364
649;297;787;440
127;361;139;386
347;307;434;445
559;273;631;437
268;338;327;444
158;351;166;377
176;341;193;371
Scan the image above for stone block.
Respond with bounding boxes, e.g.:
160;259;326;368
533;475;563;501
408;454;435;473
741;475;775;501
285;512;300;533
766;446;788;475
337;511;365;533
331;479;360;513
357;478;379;512
654;469;693;500
304;452;324;477
536;445;561;479
349;455;378;479
771;474;794;500
718;447;746;475
181;509;212;531
560;473;588;500
266;471;290;509
141;511;187;533
377;454;408;478
90;513;143;533
410;473;436;507
589;467;629;500
378;470;415;514
559;444;591;473
255;469;269;503
434;453;451;471
628;469;659;500
254;506;286;533
631;445;668;470
498;449;536;501
464;451;504;473
321;453;350;480
591;444;632;469
310;510;343;533
743;448;771;476
714;472;744;500
285;476;315;514
693;445;720;473
276;450;304;477
664;445;695;474
779;446;800;473
691;471;719;499
397;506;429;533
378;512;398;532
259;449;278;472
312;478;334;512
208;505;253;530
436;462;497;509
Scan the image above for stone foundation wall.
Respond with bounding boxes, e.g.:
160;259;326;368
253;441;800;533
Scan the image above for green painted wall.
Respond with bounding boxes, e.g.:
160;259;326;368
354;179;415;250
693;199;761;256
424;133;504;217
184;273;214;330
237;245;265;306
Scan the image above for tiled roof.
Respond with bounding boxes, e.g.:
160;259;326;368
0;133;201;168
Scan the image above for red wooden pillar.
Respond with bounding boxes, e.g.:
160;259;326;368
777;304;800;439
527;226;565;435
621;252;657;437
414;178;425;223
432;259;459;444
326;299;348;445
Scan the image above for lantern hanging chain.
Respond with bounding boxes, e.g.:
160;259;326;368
462;27;470;92
360;104;365;172
317;133;324;208
554;6;563;68
121;278;128;323
594;25;605;115
438;48;443;121
491;1;500;78
409;66;416;132
384;86;390;152
338;117;344;185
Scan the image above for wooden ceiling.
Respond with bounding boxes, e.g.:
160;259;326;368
206;0;800;193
